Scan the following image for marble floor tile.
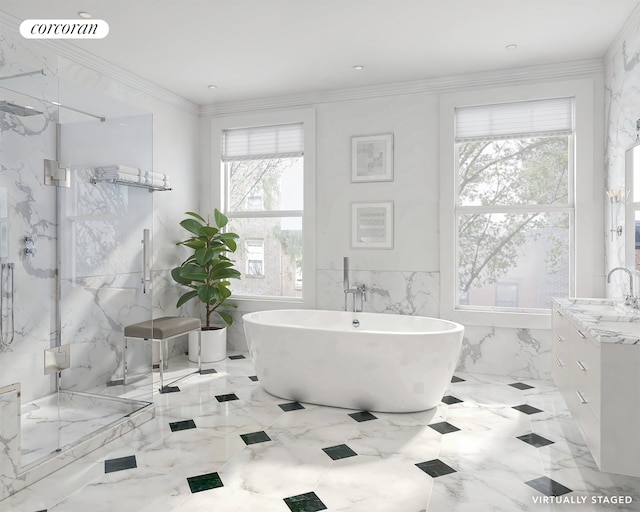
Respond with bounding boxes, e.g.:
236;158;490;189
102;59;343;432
217;441;333;499
3;360;640;511
314;454;433;512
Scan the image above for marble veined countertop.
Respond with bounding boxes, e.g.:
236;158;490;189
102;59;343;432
554;298;640;345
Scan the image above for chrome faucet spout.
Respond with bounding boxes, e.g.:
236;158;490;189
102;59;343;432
606;266;635;306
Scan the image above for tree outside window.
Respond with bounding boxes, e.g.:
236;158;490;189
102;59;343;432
455;98;574;310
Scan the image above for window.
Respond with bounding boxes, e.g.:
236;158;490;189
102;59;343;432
454;98;574;311
222;122;305;299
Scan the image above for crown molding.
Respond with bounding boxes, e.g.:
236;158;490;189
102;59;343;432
605;2;640;64
201;59;605;117
1;9;604;119
0;11;200;115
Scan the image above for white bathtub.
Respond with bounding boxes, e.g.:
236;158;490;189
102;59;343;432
243;309;464;413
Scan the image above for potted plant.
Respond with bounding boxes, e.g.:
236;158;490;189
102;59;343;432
171;209;240;362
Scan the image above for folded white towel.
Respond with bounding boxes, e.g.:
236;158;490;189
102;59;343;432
112;173;142;184
98;165;140;176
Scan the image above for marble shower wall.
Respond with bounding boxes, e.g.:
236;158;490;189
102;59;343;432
604;16;640;294
0;385;20;500
0;28;156;403
0;33;59;404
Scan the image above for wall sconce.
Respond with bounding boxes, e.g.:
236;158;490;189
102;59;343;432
606;188;625;240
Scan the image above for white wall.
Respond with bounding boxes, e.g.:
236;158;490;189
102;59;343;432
203;63;605;380
316;93;440;273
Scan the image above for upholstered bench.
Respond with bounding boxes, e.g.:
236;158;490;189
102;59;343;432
123;316;201;392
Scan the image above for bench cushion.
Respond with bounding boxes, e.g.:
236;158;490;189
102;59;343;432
124;316;201;339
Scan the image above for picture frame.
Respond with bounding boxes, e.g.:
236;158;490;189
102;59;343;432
351;201;394;249
351;133;394;182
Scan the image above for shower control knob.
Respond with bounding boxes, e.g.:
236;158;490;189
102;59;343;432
24;247;37;256
24;234;37;245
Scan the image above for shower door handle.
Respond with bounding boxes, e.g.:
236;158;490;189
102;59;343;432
142;229;151;294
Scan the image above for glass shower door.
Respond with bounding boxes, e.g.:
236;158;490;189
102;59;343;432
54;112;155;452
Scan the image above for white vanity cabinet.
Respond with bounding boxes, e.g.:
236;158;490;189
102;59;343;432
552;301;640;477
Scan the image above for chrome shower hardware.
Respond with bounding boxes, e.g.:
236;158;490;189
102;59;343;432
343;256;367;312
0;262;15;346
23;233;38;257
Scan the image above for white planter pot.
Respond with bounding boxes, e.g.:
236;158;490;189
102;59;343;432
188;327;227;363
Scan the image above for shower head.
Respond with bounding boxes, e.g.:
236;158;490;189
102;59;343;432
0;100;43;117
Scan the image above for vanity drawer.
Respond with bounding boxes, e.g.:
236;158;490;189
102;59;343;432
567;387;601;466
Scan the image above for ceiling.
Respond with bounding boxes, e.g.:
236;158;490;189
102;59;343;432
0;0;638;106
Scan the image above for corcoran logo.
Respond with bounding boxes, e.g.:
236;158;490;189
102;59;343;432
19;19;109;39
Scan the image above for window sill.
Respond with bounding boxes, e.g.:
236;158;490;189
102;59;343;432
227;296;305;312
445;307;552;330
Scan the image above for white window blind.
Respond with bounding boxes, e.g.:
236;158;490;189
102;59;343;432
455;97;574;142
222;123;304;161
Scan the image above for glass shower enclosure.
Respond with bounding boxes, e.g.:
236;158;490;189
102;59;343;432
0;65;155;474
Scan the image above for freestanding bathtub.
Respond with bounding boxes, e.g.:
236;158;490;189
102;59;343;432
243;309;464;413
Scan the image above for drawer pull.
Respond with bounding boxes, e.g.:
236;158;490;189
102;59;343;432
555;334;565;342
576;390;588;404
576;360;587;372
576;329;586;339
556;358;565;368
555;310;563;317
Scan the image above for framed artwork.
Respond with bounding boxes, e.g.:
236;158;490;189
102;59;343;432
351;133;394;182
351;201;394;249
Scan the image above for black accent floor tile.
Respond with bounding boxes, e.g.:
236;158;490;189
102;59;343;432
442;395;463;405
284;491;327;512
451;375;465;383
512;404;543;415
279;401;305;412
517;433;554;448
509;382;534;390
215;393;239;402
348;411;378;422
229;354;246;360
240;430;272;445
187;472;224;493
249;375;259;381
169;419;197;432
415;459;457;478
322;444;358;460
428;421;461;434
159;385;180;394
525;476;572;496
200;368;217;375
104;455;137;473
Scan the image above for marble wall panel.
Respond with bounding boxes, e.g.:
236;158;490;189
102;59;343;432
605;18;640;293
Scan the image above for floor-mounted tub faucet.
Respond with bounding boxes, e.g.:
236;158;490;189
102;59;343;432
606;266;638;308
343;257;366;312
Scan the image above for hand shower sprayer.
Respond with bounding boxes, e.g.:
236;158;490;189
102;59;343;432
0;262;15;346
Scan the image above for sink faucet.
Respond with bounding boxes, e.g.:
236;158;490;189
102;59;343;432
606;267;637;308
343;257;366;312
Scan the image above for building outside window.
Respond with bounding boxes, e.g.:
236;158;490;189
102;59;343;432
222;122;304;298
245;239;264;277
454;97;574;311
